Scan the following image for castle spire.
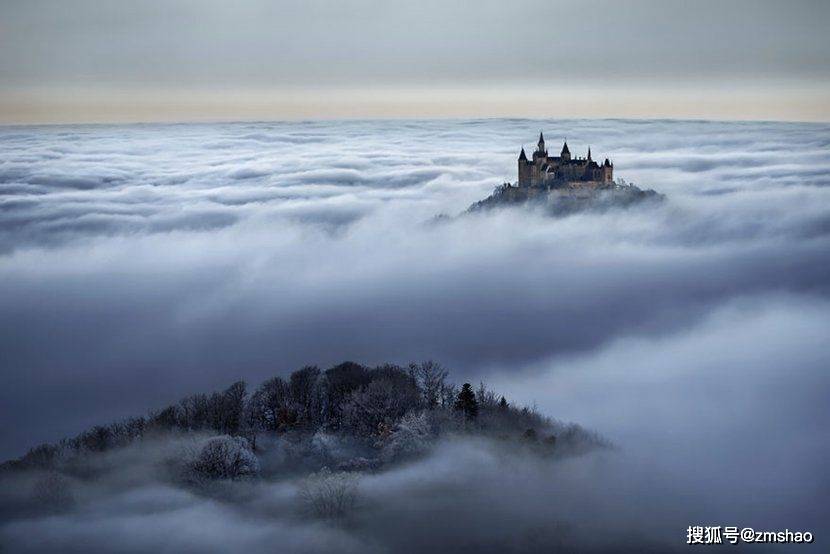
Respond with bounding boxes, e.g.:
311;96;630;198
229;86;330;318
537;131;545;153
518;147;527;161
587;147;592;161
561;141;570;156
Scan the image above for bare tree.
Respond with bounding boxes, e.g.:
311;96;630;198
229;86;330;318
381;411;433;462
290;366;321;426
211;381;247;435
241;391;264;449
178;393;210;430
298;467;359;519
476;381;499;410
187;435;260;482
321;362;368;429
148;405;179;431
440;382;457;409
341;374;420;437
409;361;449;409
250;376;290;431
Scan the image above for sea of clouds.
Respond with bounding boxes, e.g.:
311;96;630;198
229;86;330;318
1;118;828;550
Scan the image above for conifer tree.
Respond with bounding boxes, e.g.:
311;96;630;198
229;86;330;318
454;383;479;420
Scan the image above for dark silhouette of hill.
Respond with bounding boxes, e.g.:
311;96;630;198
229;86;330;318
3;361;606;476
468;179;664;216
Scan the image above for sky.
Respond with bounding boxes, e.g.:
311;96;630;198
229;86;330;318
1;0;829;123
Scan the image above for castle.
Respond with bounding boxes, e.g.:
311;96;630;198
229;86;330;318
517;132;613;188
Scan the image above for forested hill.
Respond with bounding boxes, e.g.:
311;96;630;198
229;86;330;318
4;361;606;477
468;179;663;216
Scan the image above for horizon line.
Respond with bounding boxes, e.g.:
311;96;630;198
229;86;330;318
2;113;828;129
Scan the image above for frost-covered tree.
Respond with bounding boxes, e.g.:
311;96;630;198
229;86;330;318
148;405;179;431
341;369;421;437
249;376;290;431
297;467;359;519
476;382;499;410
241;392;265;450
381;411;433;462
76;426;113;453
410;361;449;409
210;381;247;435
177;393;210;430
439;382;457;409
188;435;260;481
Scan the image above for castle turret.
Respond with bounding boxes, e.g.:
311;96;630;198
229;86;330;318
602;158;613;183
532;131;547;163
561;141;571;162
518;147;531;186
587;147;592;162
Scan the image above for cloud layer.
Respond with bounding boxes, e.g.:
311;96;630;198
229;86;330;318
0;118;829;547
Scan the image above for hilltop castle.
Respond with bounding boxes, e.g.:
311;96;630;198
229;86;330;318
469;136;658;213
517;132;613;188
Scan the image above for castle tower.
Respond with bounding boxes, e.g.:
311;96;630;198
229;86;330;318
587;147;592;162
518;147;531;187
602;158;613;183
532;131;547;164
561;141;571;162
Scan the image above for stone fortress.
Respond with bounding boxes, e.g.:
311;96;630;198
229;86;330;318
517;132;613;188
468;133;659;214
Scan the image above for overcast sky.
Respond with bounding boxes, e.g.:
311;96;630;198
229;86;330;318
1;1;829;123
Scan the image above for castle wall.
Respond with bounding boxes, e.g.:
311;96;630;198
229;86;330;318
531;159;546;187
518;160;531;186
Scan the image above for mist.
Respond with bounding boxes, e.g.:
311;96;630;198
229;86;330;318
1;118;828;549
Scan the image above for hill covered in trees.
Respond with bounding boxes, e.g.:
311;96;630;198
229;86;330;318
1;361;617;553
4;361;605;481
468;179;663;216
